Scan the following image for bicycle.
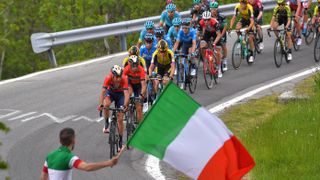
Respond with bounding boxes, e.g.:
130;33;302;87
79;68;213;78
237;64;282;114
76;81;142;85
201;45;219;89
314;23;320;62
291;15;301;51
231;30;256;69
254;20;263;54
100;107;124;159
304;10;316;45
175;51;198;93
125;96;141;147
148;74;167;103
267;28;290;68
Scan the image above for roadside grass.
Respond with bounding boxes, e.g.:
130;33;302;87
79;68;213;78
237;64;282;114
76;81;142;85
220;74;320;179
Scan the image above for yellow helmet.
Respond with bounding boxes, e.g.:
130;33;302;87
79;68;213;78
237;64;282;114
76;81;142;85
128;46;140;56
157;40;168;52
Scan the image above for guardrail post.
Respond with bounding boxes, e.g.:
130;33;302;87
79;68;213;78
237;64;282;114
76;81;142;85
47;49;58;67
120;34;127;51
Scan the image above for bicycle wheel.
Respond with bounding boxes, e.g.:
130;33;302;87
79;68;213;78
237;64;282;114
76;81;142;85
254;31;262;54
188;62;198;94
109;120;117;159
178;62;185;90
292;26;300;51
126;108;135;145
274;39;283;68
305;19;315;45
314;35;320;62
203;58;214;89
232;40;243;69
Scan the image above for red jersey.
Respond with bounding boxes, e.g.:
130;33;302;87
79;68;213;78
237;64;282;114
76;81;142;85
199;18;219;33
103;73;128;92
123;65;146;84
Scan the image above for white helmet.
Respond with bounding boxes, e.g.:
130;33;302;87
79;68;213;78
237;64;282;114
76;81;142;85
128;55;139;67
111;65;123;76
202;11;211;20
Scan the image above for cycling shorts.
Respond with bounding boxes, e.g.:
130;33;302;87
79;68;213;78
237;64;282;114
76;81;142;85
105;90;124;108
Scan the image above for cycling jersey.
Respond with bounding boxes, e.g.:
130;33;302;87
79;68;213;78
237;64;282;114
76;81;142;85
42;146;82;180
140;45;157;64
234;3;254;20
176;28;197;44
160;11;181;27
273;4;291;21
103;73;128;92
314;6;320;17
122;56;147;70
167;26;180;42
249;0;263;18
199;18;220;33
151;49;175;65
154;35;173;50
123;65;146;84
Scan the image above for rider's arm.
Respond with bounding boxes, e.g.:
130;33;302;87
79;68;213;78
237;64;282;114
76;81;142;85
76;159;116;171
149;52;157;76
40;166;48;180
123;78;130;107
173;30;181;52
248;6;255;30
99;76;110;106
213;31;222;45
160;12;165;27
122;57;129;68
229;15;236;30
169;51;175;78
295;0;302;18
286;6;292;29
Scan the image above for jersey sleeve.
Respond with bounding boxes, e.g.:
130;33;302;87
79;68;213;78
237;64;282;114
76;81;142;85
160;12;166;23
285;5;291;17
168;50;175;63
192;30;197;41
151;50;158;64
314;6;318;17
123;66;130;77
139;29;146;42
139;56;147;71
234;4;240;16
248;5;254;19
122;57;129;67
121;76;129;90
42;161;48;173
199;19;205;28
69;156;83;169
139;66;146;80
273;6;279;17
176;30;182;41
103;76;112;88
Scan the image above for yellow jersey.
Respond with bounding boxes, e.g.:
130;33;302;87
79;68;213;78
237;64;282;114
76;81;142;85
151;49;175;66
234;3;254;20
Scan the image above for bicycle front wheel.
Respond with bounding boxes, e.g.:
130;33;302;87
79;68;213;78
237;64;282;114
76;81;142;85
274;39;283;68
188;63;198;94
305;20;315;45
292;27;300;51
232;40;243;69
314;35;320;62
109;121;117;159
254;31;262;54
203;58;214;89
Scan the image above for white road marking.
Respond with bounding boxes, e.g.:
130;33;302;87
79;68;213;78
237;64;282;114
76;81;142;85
8;112;37;121
21;113;77;123
72;116;102;122
0;109;21;119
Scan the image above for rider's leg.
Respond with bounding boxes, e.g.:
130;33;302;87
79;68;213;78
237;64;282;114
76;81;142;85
116;92;125;148
103;95;112;133
132;84;143;123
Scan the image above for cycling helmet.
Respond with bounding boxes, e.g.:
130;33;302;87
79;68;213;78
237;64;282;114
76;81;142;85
128;55;139;67
277;0;285;4
166;3;176;11
193;0;201;4
181;18;191;26
145;20;155;29
128;46;140;56
210;1;219;8
144;33;154;42
154;27;165;37
172;17;182;26
157;39;168;52
111;65;123;77
202;11;212;20
239;0;248;3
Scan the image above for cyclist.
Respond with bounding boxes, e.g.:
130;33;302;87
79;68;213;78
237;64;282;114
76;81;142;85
173;19;197;76
123;55;147;123
140;33;157;74
191;0;206;27
40;128;124;180
248;0;264;50
149;40;175;93
311;0;320;33
137;20;155;48
229;0;255;63
160;3;181;33
270;0;293;60
288;0;305;45
210;1;228;72
122;46;147;72
154;27;173;50
199;11;223;77
98;65;129;149
167;17;182;43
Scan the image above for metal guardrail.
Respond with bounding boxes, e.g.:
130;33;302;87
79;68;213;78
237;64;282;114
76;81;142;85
30;0;276;67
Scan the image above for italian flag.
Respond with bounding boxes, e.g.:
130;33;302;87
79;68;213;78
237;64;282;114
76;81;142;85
128;82;255;179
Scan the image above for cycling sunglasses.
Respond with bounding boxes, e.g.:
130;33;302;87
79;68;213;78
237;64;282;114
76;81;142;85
182;26;189;29
278;3;285;6
145;40;153;44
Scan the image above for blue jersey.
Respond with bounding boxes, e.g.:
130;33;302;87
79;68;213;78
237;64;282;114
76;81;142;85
154;35;173;50
160;11;181;27
177;28;197;44
167;26;180;42
140;44;157;63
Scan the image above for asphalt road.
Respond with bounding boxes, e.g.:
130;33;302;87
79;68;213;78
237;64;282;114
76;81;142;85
0;30;318;180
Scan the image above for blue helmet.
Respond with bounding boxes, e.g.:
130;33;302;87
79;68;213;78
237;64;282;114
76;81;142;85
145;20;155;29
144;33;154;41
172;18;182;26
154;27;165;37
166;3;176;11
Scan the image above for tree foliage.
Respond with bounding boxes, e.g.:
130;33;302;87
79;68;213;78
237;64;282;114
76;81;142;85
0;0;199;80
